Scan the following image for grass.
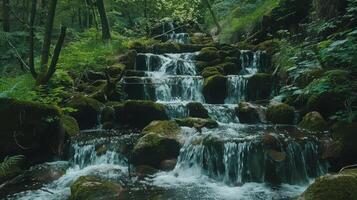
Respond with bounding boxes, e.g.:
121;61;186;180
0;74;38;101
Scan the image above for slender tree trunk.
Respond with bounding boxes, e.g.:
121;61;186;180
96;0;111;40
2;0;10;32
29;0;37;79
40;0;58;73
203;0;221;34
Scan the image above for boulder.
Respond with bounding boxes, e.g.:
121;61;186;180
221;62;241;75
0;98;66;165
236;102;264;124
66;95;104;129
187;102;209;118
266;103;295;124
175;118;219;129
160;159;177;171
203;75;227;104
107;63;125;78
100;106;115;124
152;42;181;54
201;66;224;78
118;50;136;69
132;121;181;168
61;115;80;137
114;100;168;129
299;169;357;200
84;70;106;82
298;111;328;132
70;176;124;200
196;47;220;62
247;73;273;101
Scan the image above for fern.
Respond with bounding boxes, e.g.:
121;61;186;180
0;155;25;177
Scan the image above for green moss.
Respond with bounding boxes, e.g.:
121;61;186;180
187;102;209;118
201;66;224;78
331;122;357;166
70;176;123;200
175;118;219;129
196;47;220;62
203;75;227;104
220;62;241;75
61;115;79;137
298;111;328;132
247;73;273;101
266;103;295;124
254;39;281;55
142;120;181;138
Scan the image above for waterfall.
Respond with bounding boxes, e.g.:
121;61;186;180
225;76;248;104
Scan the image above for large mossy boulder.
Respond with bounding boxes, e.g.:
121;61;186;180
201;66;224;78
132;120;181;167
266;103;295;124
247;73;273;101
66;95;104;130
298;111;328;132
299;169;357;200
221;62;241;75
236;102;264;124
0;98;65;165
175;118;219;129
187;102;209;118
61;115;80;137
196;47;220;62
70;176;124;200
114;100;168;129
203;75;227;104
118;50;136;69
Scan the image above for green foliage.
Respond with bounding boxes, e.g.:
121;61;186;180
0;75;38;101
0;155;24;177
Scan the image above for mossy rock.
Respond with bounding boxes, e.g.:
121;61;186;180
70;176;124;200
187;102;209;118
152;42;181;53
107;63;125;78
0;155;24;183
266;103;295;124
295;68;325;88
175;118;219;129
132;125;181;168
61;115;80;137
247;73;273;101
307;92;346;118
196;47;220;62
254;39;281;55
118;50;137;69
220;62;241;75
190;33;213;45
101;106;115;124
203;75;227;104
236;102;262;124
142;120;181;137
66;95;104;130
114;100;168;129
299;169;357;200
0;98;64;165
201;66;224;78
298;111;328;132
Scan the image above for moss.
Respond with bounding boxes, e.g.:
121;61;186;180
196;47;220;62
187;102;209;118
142;120;181;138
107;63;125;78
201;66;224;78
298;111;328;132
203;75;227;104
266;103;295;124
237;102;261;124
254;39;281;55
220;62;241;75
70;176;123;200
295;68;325;88
152;42;181;53
61;115;79;137
114;100;168;129
175;118;219;129
247;73;273;101
301;169;357;200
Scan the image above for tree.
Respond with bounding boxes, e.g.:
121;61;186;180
2;0;10;32
28;0;67;85
96;0;111;40
203;0;221;34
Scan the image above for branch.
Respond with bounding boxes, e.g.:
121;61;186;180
6;41;30;71
7;4;30;29
152;24;189;39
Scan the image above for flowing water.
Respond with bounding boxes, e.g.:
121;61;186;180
4;29;329;200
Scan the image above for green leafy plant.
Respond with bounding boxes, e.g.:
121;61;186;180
0;155;25;177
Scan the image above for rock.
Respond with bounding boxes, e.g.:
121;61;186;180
101;106;115;124
123;77;145;100
107;63;125;78
67;95;104;129
70;176;124;200
114;100;168;129
187;102;209;118
0;155;24;184
221;62;241;75
201;66;224;78
196;47;220;62
236;102;264;124
124;70;146;77
118;50;136;69
134;165;158;179
247;73;273;101
132;121;181;167
84;70;106;82
262;133;280;150
307;92;346;118
61;115;80;137
298;111;328;132
0;98;66;165
190;33;213;45
266;103;295;124
203;75;227;104
160;159;177;171
175;118;219;129
152;42;181;53
299;169;357;200
267;149;286;162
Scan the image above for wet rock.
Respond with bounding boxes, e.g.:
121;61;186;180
246;73;273;101
299;169;357;200
203;75;227;104
201;66;224;78
196;47;220;62
267;149;286;162
175;118;219;129
101;106;116;124
123;77;145;100
152;42;181;53
0;98;66;165
107;63;125;78
190;33;213;45
262;133;280;150
266;103;295;124
114;100;168;129
66;95;104;129
221;62;241;75
118;50;137;69
160;159;177;171
61;115;80;137
187;102;209;118
124;70;146;77
0;155;24;184
298;111;328;132
236;102;264;124
70;176;124;200
132;121;181;168
134;165;158;179
84;70;106;82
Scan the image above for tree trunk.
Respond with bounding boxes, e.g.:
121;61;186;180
40;0;58;73
203;0;221;34
96;0;111;40
29;0;37;79
2;0;10;32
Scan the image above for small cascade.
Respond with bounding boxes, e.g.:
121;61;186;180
203;104;239;123
225;76;248;104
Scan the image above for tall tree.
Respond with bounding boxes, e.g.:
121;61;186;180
96;0;110;40
203;0;221;34
2;0;10;32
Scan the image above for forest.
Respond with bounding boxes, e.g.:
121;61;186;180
0;0;356;199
